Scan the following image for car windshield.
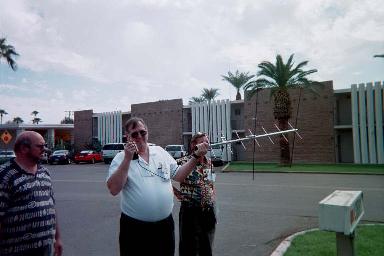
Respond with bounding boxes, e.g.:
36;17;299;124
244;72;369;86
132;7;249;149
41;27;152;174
166;146;182;151
80;151;92;154
53;150;68;155
102;144;124;150
1;151;15;156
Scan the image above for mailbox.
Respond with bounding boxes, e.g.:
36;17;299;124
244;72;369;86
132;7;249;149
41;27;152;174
319;190;364;235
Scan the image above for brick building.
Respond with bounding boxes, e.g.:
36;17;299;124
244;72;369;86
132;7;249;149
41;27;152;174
73;81;384;164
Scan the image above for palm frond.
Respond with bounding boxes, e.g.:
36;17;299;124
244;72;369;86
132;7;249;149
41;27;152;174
189;96;206;104
201;88;220;101
0;37;19;71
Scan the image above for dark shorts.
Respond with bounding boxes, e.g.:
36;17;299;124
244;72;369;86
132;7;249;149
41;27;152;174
119;213;175;256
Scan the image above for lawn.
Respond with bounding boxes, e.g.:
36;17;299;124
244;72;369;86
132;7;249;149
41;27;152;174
223;162;384;175
284;225;384;256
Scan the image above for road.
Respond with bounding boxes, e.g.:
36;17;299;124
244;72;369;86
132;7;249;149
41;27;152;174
49;163;384;256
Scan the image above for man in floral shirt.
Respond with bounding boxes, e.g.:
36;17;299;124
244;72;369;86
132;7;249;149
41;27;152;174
175;132;216;256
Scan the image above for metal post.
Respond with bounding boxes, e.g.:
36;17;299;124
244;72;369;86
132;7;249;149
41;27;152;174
336;231;355;256
252;89;260;180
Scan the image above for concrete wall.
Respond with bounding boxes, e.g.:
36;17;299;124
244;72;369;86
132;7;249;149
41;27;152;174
351;82;384;164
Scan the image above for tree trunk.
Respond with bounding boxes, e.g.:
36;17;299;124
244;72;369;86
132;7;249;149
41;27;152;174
236;90;241;100
273;88;291;165
278;118;290;165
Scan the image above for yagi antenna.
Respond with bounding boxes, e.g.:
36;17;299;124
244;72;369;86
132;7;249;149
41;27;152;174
288;121;303;139
274;124;288;142
235;131;247;150
248;129;261;147
210;127;300;148
261;126;275;144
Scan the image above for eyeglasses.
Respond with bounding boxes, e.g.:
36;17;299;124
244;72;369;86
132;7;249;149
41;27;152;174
34;143;48;149
130;130;147;139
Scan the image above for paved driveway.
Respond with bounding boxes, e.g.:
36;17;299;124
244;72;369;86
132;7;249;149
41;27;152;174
50;163;384;256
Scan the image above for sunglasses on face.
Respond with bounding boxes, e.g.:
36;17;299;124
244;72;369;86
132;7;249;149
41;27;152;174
34;143;48;149
130;130;147;139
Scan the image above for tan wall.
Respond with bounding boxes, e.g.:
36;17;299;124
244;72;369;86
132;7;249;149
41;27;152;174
243;81;335;163
131;99;183;148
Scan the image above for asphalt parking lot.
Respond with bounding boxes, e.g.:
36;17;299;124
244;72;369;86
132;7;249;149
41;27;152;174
49;163;384;256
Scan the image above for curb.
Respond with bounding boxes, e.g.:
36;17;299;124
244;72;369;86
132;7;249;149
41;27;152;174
270;228;318;256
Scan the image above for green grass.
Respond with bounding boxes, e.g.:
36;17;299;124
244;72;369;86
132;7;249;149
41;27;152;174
284;225;384;256
224;162;384;174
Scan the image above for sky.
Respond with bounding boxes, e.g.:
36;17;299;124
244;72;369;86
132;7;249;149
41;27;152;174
0;0;383;124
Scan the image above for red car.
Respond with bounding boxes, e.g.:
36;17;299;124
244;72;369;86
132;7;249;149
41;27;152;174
74;150;102;164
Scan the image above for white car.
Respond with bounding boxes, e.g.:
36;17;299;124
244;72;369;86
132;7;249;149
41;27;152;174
165;145;187;159
0;150;16;164
207;144;224;166
102;143;125;164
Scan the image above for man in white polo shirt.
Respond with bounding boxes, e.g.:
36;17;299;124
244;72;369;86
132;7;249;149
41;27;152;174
107;117;208;256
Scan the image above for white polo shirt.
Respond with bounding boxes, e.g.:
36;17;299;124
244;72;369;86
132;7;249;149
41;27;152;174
107;146;179;222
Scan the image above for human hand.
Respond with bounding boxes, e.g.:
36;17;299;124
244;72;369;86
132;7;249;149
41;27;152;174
194;142;209;157
124;141;138;160
54;238;63;256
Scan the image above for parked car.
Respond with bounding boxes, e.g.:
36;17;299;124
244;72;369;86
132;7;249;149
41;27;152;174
208;144;224;167
102;143;125;164
165;145;187;159
0;150;16;164
40;152;49;164
49;150;72;165
74;150;102;164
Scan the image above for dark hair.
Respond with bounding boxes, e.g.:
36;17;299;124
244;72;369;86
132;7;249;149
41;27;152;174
124;117;147;132
189;132;207;152
14;137;32;153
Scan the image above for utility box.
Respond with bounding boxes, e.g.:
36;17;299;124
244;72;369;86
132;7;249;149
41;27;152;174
319;190;364;235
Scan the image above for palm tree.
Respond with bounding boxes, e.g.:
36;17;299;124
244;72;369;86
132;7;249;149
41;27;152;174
0;38;19;70
245;54;319;165
31;110;39;117
0;109;8;124
374;54;384;58
60;117;74;124
201;88;219;102
13;117;24;124
189;96;206;104
32;117;42;124
222;70;255;100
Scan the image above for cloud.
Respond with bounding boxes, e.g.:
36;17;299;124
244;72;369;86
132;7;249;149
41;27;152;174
0;0;383;123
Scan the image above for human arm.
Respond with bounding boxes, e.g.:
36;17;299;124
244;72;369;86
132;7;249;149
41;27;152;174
106;142;137;196
54;214;63;256
172;142;209;182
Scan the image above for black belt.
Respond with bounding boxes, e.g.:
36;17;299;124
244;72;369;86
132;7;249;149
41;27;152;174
121;212;173;226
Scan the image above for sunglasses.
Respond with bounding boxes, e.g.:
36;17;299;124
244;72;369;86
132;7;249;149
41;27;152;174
34;143;48;149
130;130;147;139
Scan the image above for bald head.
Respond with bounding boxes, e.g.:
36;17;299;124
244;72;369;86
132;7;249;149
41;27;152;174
14;131;44;153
